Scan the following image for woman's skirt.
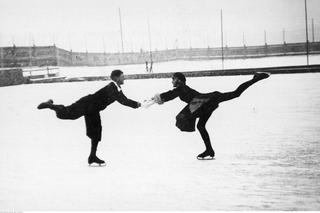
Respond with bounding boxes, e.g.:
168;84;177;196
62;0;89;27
175;92;220;132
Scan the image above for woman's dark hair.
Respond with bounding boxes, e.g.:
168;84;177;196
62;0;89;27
110;69;123;81
173;72;186;83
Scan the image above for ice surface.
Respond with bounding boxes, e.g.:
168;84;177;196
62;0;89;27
0;73;320;210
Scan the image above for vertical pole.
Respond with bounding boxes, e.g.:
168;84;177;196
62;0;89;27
12;36;16;67
0;47;2;68
282;29;287;55
0;34;3;68
220;9;224;70
119;8;124;53
304;0;309;65
147;18;153;72
242;32;245;46
206;34;209;48
52;34;56;47
68;34;72;51
68;34;72;66
52;33;56;67
312;18;315;42
102;35;106;65
31;35;35;66
242;32;246;58
29;34;32;66
264;30;267;45
84;34;89;65
55;44;59;67
11;35;15;46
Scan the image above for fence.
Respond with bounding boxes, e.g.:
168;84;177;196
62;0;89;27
0;42;320;68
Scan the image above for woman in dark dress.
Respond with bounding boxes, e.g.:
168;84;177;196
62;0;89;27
152;72;270;160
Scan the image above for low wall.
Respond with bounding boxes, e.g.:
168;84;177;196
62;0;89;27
46;64;320;84
0;68;25;87
124;64;320;79
5;65;320;85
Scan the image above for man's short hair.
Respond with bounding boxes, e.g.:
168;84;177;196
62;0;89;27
110;69;123;81
173;72;186;83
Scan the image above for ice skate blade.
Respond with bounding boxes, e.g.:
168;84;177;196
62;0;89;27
88;162;106;167
197;156;215;160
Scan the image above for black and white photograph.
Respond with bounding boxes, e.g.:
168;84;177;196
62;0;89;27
0;0;320;211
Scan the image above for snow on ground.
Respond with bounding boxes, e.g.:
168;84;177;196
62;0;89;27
0;73;320;210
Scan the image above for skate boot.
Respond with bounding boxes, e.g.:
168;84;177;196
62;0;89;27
197;149;215;160
253;72;270;81
37;99;54;109
88;155;106;167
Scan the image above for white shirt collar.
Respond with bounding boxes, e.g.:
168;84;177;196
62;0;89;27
111;80;122;92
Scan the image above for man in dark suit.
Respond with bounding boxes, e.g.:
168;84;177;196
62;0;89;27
37;70;141;166
151;72;269;160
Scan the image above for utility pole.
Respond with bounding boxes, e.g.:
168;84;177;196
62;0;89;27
220;9;224;70
69;34;73;65
28;33;32;66
52;34;56;46
84;34;88;65
304;0;309;65
147;18;153;73
0;34;3;68
312;18;315;42
242;32;246;46
68;34;72;51
0;47;3;68
119;8;124;53
11;36;15;46
102;35;106;65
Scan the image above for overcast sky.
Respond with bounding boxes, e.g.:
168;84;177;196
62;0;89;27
1;0;320;52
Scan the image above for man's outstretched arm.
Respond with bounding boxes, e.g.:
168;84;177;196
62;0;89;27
140;88;179;108
116;91;141;108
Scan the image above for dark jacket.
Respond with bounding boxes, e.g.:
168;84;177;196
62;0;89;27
75;82;139;114
160;84;200;103
160;84;219;132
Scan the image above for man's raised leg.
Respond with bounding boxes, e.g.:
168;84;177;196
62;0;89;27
37;99;54;109
37;100;82;120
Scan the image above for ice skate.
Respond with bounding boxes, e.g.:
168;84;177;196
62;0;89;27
88;155;106;167
253;72;270;81
197;149;215;160
37;99;54;109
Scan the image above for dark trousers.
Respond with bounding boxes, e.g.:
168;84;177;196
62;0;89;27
52;103;102;142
